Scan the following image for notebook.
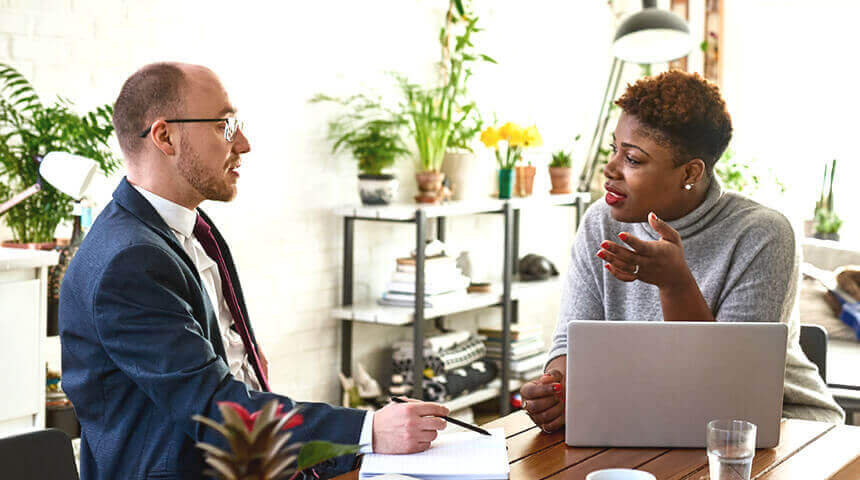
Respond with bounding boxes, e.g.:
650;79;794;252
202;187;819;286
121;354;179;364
358;428;509;479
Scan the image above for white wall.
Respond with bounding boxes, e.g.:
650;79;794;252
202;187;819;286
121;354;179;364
0;0;611;403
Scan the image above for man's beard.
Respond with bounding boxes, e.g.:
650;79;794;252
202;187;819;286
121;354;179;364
177;135;236;202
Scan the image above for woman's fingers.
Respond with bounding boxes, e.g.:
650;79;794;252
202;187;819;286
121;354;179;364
599;240;637;262
521;380;559;400
524;395;560;416
617;231;650;253
605;263;637;282
532;401;564;425
540;413;566;433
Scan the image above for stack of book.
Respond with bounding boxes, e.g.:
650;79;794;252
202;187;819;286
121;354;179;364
377;255;469;308
480;323;546;380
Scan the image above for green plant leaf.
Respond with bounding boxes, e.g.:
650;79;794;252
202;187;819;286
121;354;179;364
296;441;360;471
453;0;465;17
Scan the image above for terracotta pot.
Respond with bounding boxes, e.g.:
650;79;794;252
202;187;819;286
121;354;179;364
548;167;572;194
2;240;57;250
515;165;536;197
414;171;445;204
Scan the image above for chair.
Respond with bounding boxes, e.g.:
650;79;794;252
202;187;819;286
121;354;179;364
799;324;860;425
799;324;828;382
0;428;79;480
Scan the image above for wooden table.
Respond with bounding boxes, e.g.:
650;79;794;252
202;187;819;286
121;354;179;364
335;410;860;479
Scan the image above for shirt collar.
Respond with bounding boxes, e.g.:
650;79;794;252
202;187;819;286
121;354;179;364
131;185;197;239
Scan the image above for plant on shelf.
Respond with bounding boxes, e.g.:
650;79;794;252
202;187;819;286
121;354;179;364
548;134;580;195
480;122;542;199
812;158;841;241
310;93;408;205
192;400;359;480
0;62;120;246
398;0;495;204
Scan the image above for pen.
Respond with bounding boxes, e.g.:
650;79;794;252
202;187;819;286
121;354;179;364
390;396;492;436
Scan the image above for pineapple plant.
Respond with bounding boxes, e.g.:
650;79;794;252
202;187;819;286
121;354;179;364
192;400;359;480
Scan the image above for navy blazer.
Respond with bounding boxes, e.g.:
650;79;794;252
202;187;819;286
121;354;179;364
60;178;365;480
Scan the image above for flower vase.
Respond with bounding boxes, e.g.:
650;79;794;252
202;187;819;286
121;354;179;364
498;169;514;199
515;165;536;197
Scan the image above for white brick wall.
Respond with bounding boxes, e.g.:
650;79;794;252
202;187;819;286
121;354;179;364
0;0;611;405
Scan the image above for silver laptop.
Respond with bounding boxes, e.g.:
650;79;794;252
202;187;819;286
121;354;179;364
565;321;787;448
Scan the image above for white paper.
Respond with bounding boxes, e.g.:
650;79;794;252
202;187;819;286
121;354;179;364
359;428;509;479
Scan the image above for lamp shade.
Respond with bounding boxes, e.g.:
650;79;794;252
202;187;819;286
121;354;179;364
612;7;692;63
39;151;98;199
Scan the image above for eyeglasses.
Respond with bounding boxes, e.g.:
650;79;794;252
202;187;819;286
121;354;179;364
138;117;245;142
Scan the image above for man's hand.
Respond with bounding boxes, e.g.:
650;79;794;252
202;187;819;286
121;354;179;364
372;399;449;453
520;368;565;433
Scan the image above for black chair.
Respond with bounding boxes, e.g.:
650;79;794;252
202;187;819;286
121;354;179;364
799;324;828;382
799;324;860;425
0;428;79;480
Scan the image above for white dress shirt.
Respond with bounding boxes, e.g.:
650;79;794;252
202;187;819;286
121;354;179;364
132;185;374;451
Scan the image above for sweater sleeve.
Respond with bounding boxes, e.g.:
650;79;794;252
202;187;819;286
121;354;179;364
547;206;606;367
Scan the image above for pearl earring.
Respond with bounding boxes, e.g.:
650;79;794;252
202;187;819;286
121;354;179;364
684;184;693;191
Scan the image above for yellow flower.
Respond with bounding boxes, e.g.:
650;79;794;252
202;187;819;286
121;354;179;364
500;122;525;147
523;125;542;148
480;126;500;149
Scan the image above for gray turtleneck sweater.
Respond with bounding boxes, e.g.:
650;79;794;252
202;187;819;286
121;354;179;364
548;180;845;423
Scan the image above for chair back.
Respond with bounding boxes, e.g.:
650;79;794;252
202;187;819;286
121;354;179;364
0;428;79;480
799;324;828;382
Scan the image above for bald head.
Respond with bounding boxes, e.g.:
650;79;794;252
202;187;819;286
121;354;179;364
112;62;188;157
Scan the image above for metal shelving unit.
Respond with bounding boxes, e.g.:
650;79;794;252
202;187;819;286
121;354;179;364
337;193;589;415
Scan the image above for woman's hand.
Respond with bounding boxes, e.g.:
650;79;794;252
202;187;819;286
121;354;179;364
520;369;565;433
596;211;692;291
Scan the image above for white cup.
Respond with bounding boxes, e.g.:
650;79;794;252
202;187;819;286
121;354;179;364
586;469;656;480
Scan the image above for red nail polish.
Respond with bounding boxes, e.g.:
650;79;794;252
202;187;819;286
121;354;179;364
596;251;606;259
618;232;627;241
552;384;562;392
604;264;611;271
600;241;609;249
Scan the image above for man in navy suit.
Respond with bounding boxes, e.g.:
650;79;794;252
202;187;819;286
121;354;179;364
59;62;448;480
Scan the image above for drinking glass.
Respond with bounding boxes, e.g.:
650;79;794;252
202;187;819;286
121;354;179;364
706;419;757;480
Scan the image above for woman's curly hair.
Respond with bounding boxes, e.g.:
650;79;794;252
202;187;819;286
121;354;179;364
615;70;732;171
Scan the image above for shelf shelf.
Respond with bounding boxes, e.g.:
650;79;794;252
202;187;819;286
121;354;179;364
442;378;524;411
334;193;589;220
333;277;562;325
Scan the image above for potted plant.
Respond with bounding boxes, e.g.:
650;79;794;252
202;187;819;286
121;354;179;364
311;93;408;205
812;158;841;241
480;122;541;199
0;63;119;248
193;400;359;480
549;135;580;194
398;0;495;203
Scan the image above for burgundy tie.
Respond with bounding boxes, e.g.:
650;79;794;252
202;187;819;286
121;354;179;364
193;214;270;392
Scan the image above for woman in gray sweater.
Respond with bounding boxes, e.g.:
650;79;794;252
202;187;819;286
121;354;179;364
521;71;844;432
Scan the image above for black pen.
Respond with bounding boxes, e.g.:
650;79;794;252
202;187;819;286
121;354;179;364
390;396;492;436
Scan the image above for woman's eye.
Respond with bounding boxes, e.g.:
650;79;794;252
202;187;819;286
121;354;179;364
626;156;640;165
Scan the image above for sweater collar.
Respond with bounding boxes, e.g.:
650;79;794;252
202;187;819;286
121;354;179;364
636;178;725;240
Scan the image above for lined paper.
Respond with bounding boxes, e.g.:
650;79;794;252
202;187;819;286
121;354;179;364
359;428;509;479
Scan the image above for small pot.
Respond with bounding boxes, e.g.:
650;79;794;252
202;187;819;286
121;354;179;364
1;240;58;250
442;151;485;201
515;165;536;197
415;171;445;204
549;166;572;194
358;174;398;205
498;169;514;199
813;232;840;242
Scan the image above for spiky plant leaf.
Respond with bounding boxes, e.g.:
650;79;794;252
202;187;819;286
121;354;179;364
204;456;239;480
192;414;233;439
195;442;236;462
265;454;298;480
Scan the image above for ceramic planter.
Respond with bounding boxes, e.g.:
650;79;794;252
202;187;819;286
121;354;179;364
357;174;398;205
515;165;536;197
549;166;572;194
442;151;485;201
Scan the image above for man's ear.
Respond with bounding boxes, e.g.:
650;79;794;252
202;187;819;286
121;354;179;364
148;119;177;156
683;159;706;186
